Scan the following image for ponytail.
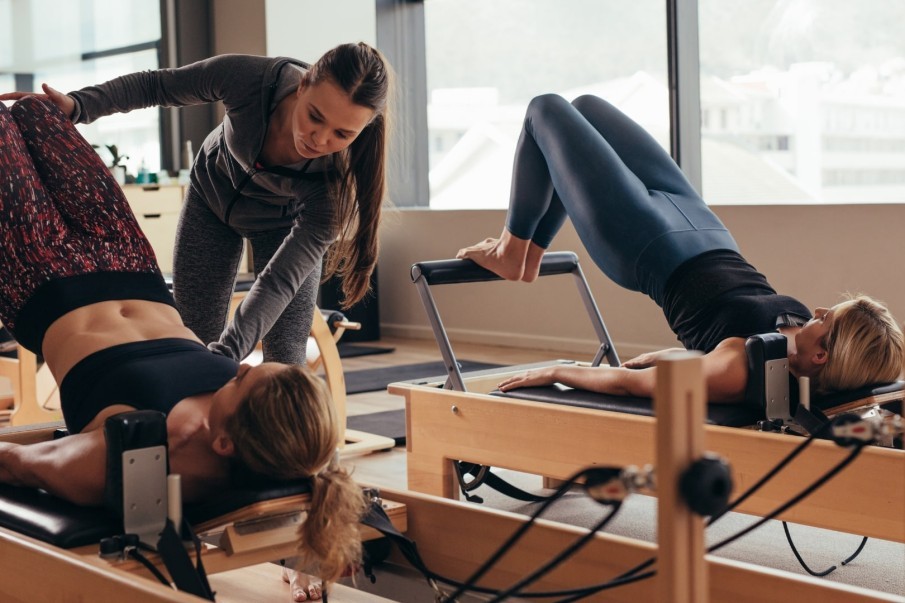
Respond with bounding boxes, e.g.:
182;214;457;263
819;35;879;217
297;462;368;581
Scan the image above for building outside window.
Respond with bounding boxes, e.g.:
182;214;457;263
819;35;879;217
0;0;161;178
424;0;668;209
424;0;905;207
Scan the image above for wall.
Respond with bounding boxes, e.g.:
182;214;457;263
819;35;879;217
377;205;905;360
264;0;376;59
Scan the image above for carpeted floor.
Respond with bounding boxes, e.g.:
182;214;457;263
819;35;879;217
336;343;396;359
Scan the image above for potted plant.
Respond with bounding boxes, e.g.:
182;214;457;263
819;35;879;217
93;144;129;184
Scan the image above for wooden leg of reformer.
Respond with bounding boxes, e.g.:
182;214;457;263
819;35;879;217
8;346;62;427
656;353;708;603
309;307;395;457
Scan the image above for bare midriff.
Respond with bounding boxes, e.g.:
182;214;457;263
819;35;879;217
42;300;202;384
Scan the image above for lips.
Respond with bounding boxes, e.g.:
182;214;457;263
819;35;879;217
298;138;318;156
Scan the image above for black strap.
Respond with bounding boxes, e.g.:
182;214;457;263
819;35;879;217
360;501;434;580
155;518;215;600
455;462;550;504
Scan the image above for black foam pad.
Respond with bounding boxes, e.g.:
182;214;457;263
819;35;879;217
494;385;764;427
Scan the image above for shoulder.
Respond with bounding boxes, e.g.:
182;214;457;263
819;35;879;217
702;338;749;402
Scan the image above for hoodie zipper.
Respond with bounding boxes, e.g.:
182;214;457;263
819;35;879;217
223;167;257;226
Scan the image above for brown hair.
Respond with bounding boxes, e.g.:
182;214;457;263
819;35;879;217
819;295;905;393
224;365;366;582
304;42;392;308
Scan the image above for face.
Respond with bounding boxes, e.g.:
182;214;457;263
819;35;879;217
790;305;837;375
291;78;375;159
208;362;286;454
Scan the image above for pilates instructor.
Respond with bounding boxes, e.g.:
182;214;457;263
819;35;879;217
0;42;392;367
458;93;904;401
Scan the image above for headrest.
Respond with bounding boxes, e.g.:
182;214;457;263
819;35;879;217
812;380;905;414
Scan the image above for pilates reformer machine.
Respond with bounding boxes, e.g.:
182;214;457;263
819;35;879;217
0;354;897;602
390;252;905;545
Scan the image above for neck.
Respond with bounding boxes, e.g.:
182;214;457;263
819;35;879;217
165;396;232;501
261;95;303;167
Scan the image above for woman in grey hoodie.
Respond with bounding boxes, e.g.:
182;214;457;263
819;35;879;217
1;42;391;370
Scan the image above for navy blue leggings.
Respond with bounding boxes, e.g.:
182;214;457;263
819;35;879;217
506;94;739;305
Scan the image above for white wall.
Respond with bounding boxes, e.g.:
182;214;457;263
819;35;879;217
377;205;905;361
265;0;376;60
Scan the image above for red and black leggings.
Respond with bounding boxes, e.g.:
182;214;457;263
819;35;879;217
0;97;174;354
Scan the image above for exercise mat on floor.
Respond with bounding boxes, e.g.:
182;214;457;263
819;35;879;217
337;343;396;358
347;410;407;446
344;360;501;394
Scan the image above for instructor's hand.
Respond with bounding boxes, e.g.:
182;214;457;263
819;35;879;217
0;84;76;118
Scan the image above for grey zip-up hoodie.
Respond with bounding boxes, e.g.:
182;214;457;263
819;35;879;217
69;54;338;361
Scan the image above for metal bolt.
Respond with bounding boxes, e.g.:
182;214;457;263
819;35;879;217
451;405;459;415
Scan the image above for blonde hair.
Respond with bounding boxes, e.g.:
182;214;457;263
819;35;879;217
224;365;366;581
819;295;905;393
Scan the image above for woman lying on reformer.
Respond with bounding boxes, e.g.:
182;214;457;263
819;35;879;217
0;96;363;590
458;93;905;402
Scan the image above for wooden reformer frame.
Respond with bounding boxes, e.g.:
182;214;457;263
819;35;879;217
0;356;897;602
392;252;905;545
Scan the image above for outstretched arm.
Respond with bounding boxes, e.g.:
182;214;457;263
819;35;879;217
498;364;656;398
497;338;749;403
621;348;687;369
0;430;106;506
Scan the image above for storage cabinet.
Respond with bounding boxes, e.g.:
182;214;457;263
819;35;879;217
123;185;184;273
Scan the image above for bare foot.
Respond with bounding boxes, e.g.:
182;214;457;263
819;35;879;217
522;242;546;283
282;567;323;602
456;230;531;281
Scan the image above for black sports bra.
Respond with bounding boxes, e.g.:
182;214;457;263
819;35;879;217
59;338;239;433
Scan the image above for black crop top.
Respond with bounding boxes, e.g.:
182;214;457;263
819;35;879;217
59;338;239;433
661;250;811;352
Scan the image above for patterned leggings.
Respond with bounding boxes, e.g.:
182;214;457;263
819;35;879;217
0;97;164;351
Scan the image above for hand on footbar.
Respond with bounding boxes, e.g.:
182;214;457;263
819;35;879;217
0;84;75;118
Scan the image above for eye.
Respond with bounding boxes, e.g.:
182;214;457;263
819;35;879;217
309;112;323;123
336;131;350;140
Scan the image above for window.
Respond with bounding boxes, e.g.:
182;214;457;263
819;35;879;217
0;0;162;177
423;0;668;209
699;0;905;204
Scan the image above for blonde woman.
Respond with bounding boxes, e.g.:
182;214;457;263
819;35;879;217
458;94;904;400
0;97;364;595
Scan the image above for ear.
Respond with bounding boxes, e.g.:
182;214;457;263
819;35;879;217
212;434;235;457
811;347;828;367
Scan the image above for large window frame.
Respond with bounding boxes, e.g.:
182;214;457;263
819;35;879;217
379;0;904;208
377;0;702;207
